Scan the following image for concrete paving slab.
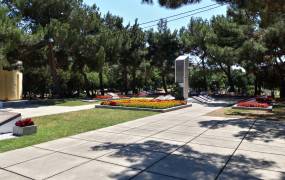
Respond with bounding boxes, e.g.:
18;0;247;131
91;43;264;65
245;131;285;145
168;125;208;134
148;154;223;180
136;123;173;131
0;169;29;180
151;131;196;142
182;120;220;127
239;142;285;155
202;129;247;139
122;128;159;137
34;137;88;151
58;141;121;159
242;138;285;148
97;125;133;133
4;104;95;118
119;120;149;128
173;143;234;164
191;136;241;149
132;172;180;180
47;160;139;180
0;147;52;168
129;137;184;153
98;146;167;170
231;150;285;172
71;131;143;144
254;120;285;130
218;163;285;180
0;133;17;141
210;125;251;132
6;152;89;180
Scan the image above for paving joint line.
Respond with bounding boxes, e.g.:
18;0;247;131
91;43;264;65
0;166;35;180
3;151;56;169
43;159;93;180
214;119;258;180
129;113;224;179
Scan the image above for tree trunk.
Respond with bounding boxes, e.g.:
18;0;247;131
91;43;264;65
254;77;259;96
82;71;91;97
123;66;128;95
47;43;61;97
201;56;208;91
280;77;285;99
227;66;235;92
99;70;104;95
131;68;137;94
162;74;168;94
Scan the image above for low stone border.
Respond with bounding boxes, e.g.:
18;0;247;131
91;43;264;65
95;104;192;113
232;104;273;111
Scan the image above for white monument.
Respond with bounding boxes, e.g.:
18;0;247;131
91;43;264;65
175;55;189;99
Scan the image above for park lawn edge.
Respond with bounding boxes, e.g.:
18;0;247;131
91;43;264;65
0;108;158;153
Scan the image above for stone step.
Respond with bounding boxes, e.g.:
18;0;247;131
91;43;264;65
0;111;21;134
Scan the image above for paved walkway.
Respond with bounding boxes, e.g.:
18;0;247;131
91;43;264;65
0;104;285;180
2;104;95;118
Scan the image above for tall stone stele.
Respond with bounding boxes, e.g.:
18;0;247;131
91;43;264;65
175;55;189;99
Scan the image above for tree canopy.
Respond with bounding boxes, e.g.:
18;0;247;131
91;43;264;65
1;0;285;98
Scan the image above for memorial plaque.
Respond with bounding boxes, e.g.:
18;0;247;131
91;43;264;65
175;55;189;99
175;60;184;83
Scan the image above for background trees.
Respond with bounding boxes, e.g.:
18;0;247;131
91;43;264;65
147;19;180;93
1;0;285;98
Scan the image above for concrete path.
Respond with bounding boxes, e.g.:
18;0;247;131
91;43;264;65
1;104;95;118
0;104;285;180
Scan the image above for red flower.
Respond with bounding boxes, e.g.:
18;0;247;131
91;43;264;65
110;101;117;106
15;118;34;127
237;101;269;108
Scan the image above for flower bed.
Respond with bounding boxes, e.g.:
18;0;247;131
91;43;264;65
13;118;37;136
101;98;187;109
256;96;273;104
237;101;269;108
95;95;112;99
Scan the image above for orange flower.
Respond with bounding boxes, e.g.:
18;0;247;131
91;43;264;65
101;98;186;109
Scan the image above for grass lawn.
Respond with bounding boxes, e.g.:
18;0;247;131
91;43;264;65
0;109;158;153
53;100;99;106
33;99;100;107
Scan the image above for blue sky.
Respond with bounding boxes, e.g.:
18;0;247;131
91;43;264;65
83;0;228;31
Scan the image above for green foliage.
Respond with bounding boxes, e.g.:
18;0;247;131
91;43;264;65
147;19;180;93
1;0;285;98
0;6;22;68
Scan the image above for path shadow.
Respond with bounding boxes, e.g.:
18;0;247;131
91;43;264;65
199;118;285;143
89;139;279;180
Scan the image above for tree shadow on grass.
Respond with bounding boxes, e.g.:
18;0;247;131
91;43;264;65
89;138;281;180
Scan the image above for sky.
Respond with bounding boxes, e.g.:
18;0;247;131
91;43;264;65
83;0;228;31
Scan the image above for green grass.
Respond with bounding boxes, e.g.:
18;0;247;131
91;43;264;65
53;100;98;106
0;109;158;153
33;99;100;107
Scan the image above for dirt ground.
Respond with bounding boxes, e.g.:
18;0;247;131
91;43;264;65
206;106;285;121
